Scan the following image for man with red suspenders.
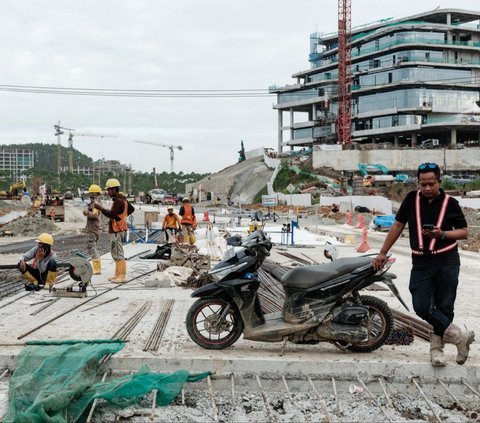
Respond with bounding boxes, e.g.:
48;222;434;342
94;178;134;283
373;162;474;366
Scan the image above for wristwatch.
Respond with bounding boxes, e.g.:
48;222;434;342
440;231;447;240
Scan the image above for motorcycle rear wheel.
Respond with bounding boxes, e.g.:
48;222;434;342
343;295;393;353
186;297;244;349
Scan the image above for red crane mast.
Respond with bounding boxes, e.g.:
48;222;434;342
337;0;352;147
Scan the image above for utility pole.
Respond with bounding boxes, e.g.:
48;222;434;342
56;121;62;177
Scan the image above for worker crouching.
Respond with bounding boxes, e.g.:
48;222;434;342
94;179;134;283
18;233;57;291
179;197;196;245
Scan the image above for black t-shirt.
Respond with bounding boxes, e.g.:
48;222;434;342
395;189;467;268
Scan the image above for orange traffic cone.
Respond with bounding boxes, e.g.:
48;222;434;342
346;211;353;226
357;227;371;253
356;214;365;229
203;210;210;222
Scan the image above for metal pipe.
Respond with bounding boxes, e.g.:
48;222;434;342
331;377;340;416
86;371;108;423
231;373;236;423
150;389;158;420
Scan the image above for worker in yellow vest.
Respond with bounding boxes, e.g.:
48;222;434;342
179;197;196;245
94;179;134;283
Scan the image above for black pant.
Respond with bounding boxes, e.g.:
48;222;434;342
18;261;57;286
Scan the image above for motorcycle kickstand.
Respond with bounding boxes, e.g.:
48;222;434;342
280;336;288;356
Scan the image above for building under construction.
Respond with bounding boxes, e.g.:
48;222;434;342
271;8;480;154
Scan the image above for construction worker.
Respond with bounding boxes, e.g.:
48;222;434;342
83;184;103;275
18;233;57;291
179;197;196;245
373;162;473;366
94;178;134;283
162;206;182;242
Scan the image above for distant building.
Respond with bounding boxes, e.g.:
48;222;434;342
271;8;480;152
0;148;34;180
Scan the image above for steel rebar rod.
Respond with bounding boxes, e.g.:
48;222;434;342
150;389;158;420
0;292;32;310
356;376;392;423
0;369;8;380
411;377;442;423
29;298;55;306
256;375;275;423
207;375;219;423
331;377;340;416
438;379;466;411
86;371;108;423
307;377;332;423
30;298;60;316
230;373;236;423
18;269;156;340
377;377;395;410
462;380;480;398
81;297;119;312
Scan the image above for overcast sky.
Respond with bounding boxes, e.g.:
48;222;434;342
1;0;479;174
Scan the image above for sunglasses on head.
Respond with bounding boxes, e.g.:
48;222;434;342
418;162;439;170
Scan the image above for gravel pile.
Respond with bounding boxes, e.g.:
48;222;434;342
0;216;58;237
89;386;477;422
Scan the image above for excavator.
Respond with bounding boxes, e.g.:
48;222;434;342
358;163;408;187
0;181;27;199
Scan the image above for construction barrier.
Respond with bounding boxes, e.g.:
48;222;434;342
357;227;371;253
345;211;353;226
356;214;365;229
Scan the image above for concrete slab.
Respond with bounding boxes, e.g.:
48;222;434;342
0;218;478;389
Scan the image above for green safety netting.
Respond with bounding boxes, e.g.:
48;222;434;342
4;339;210;423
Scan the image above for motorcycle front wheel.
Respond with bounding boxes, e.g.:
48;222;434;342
186;297;244;349
344;295;394;353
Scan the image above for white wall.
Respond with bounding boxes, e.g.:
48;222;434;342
277;193;312;206
319;195;393;214
313;147;480;172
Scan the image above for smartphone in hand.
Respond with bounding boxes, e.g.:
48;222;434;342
422;224;435;230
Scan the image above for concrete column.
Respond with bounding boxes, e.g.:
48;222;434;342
446;13;451;25
450;128;457;147
290;108;294;145
411;132;417;148
394;135;399;147
278;110;283;153
312;104;317;121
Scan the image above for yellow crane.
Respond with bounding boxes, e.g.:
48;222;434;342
134;140;183;173
54;123;117;173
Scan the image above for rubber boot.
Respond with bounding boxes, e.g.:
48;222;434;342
107;261;120;281
111;259;127;284
442;324;475;365
44;271;58;290
430;334;446;367
22;271;40;291
92;258;101;275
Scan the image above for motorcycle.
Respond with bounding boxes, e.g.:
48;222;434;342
186;230;409;353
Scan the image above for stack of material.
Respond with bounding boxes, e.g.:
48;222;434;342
170;243;211;273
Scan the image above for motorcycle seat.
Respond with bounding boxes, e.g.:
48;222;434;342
280;257;373;289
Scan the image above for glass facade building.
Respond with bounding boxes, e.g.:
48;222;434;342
0;148;34;180
271;9;480;151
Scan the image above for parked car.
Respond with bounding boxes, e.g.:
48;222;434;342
146;189;168;204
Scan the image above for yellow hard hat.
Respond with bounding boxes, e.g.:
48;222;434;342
36;233;54;245
88;184;102;193
105;178;121;189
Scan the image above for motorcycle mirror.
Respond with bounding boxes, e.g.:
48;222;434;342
324;242;338;261
254;211;263;222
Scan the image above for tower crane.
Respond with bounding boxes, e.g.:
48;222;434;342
134;140;183;173
54;124;118;173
